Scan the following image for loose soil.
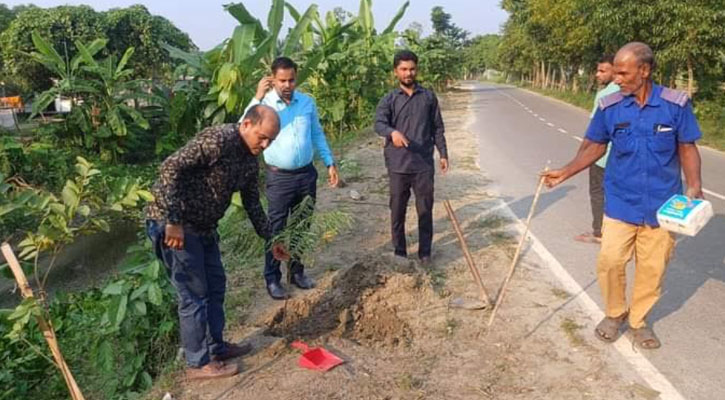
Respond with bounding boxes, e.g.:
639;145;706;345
160;87;660;400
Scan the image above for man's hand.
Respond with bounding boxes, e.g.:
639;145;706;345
685;185;704;201
541;168;568;189
328;165;340;188
271;242;290;261
440;158;449;174
164;224;184;250
390;130;410;148
255;77;273;101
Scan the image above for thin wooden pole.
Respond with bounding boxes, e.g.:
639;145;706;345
443;200;492;306
1;242;86;400
487;170;547;327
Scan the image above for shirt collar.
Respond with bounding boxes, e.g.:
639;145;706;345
394;83;423;96
623;82;661;108
266;89;298;106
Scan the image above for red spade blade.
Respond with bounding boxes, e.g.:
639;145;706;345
291;341;344;371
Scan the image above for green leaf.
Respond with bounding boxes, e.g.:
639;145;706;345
231;24;257;65
61;181;80;208
225;3;265;37
382;1;409;35
30;31;65;71
103;281;125;296
77;205;91;217
358;0;374;36
96;340;114;371
282;4;318;56
147;283;163;306
267;0;285;38
108;294;128;327
115;47;135;77
133;300;147;316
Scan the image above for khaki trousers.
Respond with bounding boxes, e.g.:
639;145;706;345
597;217;675;329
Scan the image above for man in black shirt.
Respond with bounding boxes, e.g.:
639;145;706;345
146;105;289;380
375;50;448;266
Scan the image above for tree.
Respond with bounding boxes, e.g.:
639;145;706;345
463;34;501;78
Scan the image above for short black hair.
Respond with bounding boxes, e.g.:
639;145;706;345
394;50;418;68
598;54;615;65
271;56;297;74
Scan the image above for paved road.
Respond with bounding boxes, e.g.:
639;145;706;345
468;82;725;400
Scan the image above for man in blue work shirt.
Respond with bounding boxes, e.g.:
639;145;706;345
543;42;704;349
245;57;339;300
575;54;619;244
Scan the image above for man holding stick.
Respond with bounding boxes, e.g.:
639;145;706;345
542;42;704;349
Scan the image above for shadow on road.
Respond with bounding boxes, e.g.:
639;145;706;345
650;213;725;325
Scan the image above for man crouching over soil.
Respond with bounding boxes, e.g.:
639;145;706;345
145;105;290;380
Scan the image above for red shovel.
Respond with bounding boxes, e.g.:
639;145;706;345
290;341;344;372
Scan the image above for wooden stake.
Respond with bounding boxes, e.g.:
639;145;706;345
443;200;492;306
487;169;547;327
1;242;86;400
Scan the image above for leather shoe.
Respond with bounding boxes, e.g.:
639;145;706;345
212;342;252;361
290;272;315;290
266;281;290;300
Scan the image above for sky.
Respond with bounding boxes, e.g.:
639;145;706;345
3;0;509;50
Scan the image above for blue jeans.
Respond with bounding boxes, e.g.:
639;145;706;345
264;165;317;285
146;220;227;368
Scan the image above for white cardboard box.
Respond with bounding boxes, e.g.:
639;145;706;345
656;194;713;236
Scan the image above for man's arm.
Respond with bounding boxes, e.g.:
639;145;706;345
680;143;703;199
374;93;409;147
431;93;448;160
310;101;335;167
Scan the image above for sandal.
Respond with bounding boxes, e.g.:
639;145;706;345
574;232;602;244
594;312;628;342
631;327;661;350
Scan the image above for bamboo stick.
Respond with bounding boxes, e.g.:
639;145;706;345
1;242;86;400
443;200;492;306
487;171;547;327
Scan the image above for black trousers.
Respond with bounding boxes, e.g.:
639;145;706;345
264;165;317;284
589;165;605;237
388;170;434;258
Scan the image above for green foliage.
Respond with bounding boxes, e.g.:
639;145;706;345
0;238;178;399
463;34;501;78
0;4;194;94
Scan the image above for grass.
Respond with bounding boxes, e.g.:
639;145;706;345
560;318;585;346
550;287;571;300
470;215;509;231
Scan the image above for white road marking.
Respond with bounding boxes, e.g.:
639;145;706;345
488;200;686;400
533;113;539;117
546;122;555;127
558;128;568;134
704;188;725;201
572;136;583;142
539;117;546;122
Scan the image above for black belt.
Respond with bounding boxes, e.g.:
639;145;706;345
266;163;313;174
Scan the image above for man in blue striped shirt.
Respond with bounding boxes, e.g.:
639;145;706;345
244;57;339;300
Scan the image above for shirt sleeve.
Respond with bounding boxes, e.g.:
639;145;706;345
310;101;335;167
585;108;610;144
157;133;223;224
431;93;448;159
239;168;271;240
374;94;396;138
676;101;703;143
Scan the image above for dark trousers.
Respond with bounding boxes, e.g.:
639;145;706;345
146;220;227;368
264;165;318;285
388;170;434;258
589;165;605;237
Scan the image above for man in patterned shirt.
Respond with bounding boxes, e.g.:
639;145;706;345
146;105;288;380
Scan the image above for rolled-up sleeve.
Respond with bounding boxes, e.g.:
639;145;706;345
375;94;395;138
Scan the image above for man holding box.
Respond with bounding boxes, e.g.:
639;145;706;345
542;42;704;349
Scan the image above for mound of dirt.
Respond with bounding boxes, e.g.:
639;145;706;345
263;256;436;347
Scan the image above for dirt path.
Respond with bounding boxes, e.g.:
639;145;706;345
165;89;660;400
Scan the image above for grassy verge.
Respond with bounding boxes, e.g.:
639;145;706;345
520;85;725;151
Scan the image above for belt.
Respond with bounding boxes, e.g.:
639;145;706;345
266;163;313;174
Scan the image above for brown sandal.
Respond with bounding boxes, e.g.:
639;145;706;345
631;327;661;349
594;312;628;342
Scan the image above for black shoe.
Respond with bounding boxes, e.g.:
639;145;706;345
266;281;290;300
290;272;315;290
